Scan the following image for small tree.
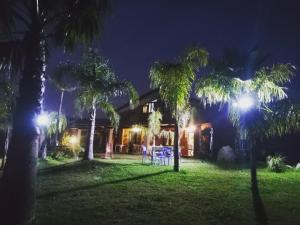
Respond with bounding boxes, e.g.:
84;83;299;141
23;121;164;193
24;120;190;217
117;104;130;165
150;47;208;171
148;110;162;146
56;50;138;160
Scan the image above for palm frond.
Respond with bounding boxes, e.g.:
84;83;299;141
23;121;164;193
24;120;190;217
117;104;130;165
183;47;209;70
52;0;110;51
99;101;120;130
249;101;300;139
46;111;67;137
148;110;162;139
52;61;79;91
0;40;24;76
195;73;232;106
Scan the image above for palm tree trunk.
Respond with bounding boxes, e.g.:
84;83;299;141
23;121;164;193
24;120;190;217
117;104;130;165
39;129;47;160
1;126;10;169
54;90;64;146
173;122;179;172
84;103;96;160
250;144;269;225
0;25;46;225
105;128;114;158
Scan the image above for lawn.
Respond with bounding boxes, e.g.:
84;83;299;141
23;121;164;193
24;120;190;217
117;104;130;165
35;155;300;225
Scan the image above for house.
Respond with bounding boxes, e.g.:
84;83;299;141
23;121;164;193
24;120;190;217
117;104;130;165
66;89;235;158
114;90;216;158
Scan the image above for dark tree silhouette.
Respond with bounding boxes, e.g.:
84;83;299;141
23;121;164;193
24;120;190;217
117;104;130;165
0;1;109;224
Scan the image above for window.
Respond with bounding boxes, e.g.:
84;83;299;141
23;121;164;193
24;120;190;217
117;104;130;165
142;99;158;113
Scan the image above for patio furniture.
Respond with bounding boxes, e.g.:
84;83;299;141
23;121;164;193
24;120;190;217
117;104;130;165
151;146;174;165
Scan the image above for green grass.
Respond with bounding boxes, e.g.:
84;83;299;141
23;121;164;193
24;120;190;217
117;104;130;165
35;156;300;225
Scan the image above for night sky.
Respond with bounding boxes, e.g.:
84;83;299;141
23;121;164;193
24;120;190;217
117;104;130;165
45;0;300;117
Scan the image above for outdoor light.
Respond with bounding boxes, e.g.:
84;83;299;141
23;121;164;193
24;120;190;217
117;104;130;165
234;95;255;111
69;136;79;145
35;113;49;126
187;125;196;133
132;126;141;132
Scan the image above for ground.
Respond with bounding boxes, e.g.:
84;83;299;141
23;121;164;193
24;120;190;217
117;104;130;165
11;155;300;225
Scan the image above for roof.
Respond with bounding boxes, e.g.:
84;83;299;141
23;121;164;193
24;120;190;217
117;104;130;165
117;89;159;113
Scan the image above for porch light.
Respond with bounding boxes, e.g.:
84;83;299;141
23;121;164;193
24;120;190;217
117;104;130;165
187;125;196;132
132;126;141;133
35;113;49;126
69;136;79;145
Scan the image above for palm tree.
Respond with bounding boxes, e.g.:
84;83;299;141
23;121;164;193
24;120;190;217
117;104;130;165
195;63;300;189
0;1;109;224
0;80;14;168
51;64;78;146
149;47;208;172
206;48;269;155
56;50;139;160
148;110;162;147
39;111;67;159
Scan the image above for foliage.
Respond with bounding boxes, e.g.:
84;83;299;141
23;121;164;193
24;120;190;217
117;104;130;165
150;47;208;120
266;155;286;173
195;63;300;137
45;111;67;138
52;133;83;159
0;81;13;126
249;101;300;139
50;63;79;92
56;50;138;130
148;110;162;140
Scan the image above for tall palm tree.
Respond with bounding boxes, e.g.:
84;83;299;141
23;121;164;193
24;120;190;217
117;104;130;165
0;1;109;224
56;50;139;160
51;64;78;146
195;63;300;189
149;47;208;172
0;80;14;168
207;48;269;154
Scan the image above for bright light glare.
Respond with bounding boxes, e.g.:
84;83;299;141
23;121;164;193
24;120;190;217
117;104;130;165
69;136;78;145
36;114;49;126
132;126;141;132
187;125;196;133
235;96;255;111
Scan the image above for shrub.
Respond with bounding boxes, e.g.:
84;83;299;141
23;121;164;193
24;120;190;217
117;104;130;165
296;163;300;170
51;133;83;159
266;155;286;172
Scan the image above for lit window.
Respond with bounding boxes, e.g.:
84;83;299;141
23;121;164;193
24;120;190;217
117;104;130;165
142;105;148;113
148;102;154;113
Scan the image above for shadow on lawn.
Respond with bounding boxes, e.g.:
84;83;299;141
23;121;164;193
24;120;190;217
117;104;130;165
38;170;171;199
38;160;125;176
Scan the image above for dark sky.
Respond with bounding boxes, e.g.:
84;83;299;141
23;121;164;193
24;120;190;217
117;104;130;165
45;0;300;117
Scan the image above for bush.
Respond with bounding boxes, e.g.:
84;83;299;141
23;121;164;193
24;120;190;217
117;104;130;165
266;155;286;172
51;133;83;159
296;163;300;170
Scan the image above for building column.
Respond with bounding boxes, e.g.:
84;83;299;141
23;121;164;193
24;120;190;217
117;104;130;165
105;128;114;159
